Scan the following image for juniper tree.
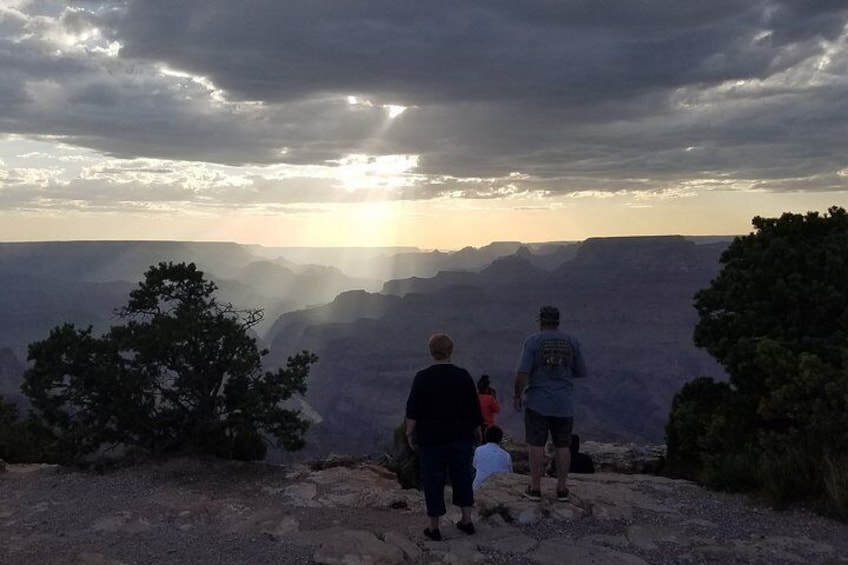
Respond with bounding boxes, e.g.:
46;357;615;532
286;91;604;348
23;262;316;463
667;207;848;508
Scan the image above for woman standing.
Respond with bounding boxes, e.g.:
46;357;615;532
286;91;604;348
405;333;483;541
477;374;500;435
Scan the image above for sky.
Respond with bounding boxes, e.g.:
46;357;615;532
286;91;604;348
1;0;847;250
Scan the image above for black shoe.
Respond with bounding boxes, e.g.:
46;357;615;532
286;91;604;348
557;487;570;501
423;528;442;541
522;486;542;501
456;520;476;535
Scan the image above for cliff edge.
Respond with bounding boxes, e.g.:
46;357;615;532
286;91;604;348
1;457;845;564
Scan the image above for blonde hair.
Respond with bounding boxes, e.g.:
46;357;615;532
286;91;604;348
428;333;454;361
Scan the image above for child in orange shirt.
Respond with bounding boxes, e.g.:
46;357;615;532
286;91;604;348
477;374;500;436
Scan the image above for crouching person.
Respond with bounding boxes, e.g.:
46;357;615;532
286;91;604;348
473;425;513;490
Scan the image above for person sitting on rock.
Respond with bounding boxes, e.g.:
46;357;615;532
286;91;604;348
473;425;513;491
569;433;595;473
546;433;596;476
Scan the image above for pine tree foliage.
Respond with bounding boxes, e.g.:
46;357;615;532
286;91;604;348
21;262;316;463
667;207;848;512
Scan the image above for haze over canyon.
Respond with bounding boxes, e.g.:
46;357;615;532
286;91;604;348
0;236;730;459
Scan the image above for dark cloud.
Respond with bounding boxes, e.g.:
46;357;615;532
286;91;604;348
765;0;848;45
1;0;847;201
105;0;843;105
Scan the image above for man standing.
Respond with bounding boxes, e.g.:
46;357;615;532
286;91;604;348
514;306;587;501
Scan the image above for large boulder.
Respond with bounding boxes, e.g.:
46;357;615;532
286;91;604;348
581;441;666;474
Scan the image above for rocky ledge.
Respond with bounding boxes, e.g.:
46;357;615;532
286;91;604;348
1;457;846;564
580;441;667;474
503;439;666;476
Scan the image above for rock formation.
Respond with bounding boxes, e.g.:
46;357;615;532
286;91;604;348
1;457;845;564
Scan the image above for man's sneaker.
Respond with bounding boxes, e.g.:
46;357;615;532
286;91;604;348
456;520;476;535
556;487;570;502
523;486;542;501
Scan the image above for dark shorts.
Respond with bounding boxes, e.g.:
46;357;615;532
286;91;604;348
525;407;573;448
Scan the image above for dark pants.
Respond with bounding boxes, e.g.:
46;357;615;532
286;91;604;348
419;440;474;517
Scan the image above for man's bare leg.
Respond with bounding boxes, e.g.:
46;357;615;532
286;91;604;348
528;445;545;490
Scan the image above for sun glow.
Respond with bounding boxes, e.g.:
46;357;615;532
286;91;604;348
332;153;420;192
345;95;408;119
384;104;407;118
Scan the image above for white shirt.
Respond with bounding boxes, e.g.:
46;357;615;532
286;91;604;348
473;442;514;490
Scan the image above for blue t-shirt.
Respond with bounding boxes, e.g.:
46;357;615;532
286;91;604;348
516;329;587;417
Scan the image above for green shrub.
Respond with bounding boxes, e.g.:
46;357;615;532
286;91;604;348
673;207;848;516
228;428;269;462
699;446;760;492
665;376;732;479
21;262;316;464
0;397;18;459
823;454;848;519
0;398;58;464
754;438;820;507
379;421;420;489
